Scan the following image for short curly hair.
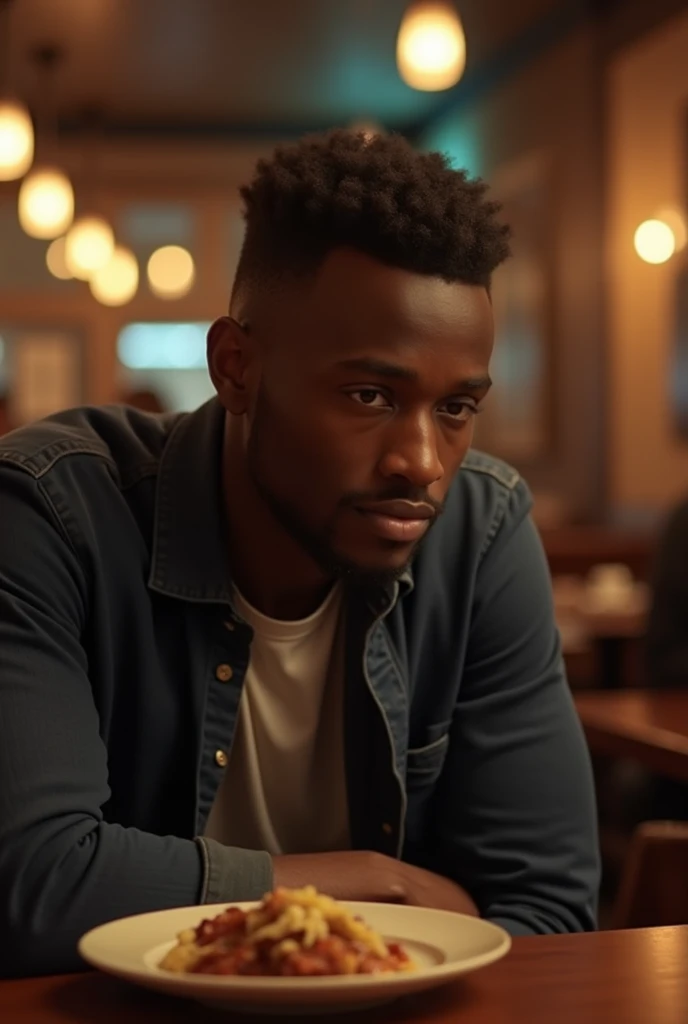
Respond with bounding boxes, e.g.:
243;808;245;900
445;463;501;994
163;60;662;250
233;129;510;298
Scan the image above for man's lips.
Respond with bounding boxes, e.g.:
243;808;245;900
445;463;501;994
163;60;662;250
355;500;435;542
355;500;435;521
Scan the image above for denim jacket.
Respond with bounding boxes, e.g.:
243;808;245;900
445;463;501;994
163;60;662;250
0;399;599;976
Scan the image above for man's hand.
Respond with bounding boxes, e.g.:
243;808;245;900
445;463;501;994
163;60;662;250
272;850;478;917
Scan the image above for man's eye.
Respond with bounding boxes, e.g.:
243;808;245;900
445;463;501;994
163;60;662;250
349;389;390;408
441;400;479;422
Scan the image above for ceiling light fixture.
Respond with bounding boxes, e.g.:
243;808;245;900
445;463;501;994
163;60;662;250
396;1;466;92
634;219;675;265
89;245;139;306
0;0;34;180
17;45;74;239
147;245;195;299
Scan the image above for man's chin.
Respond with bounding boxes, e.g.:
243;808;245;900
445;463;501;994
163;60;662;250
327;548;414;589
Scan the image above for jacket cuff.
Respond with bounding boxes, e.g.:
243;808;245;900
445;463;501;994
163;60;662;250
194;836;274;903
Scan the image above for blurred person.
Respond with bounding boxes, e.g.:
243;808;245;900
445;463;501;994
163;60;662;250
646;496;688;689
642;497;688;819
0;130;599;977
0;394;12;435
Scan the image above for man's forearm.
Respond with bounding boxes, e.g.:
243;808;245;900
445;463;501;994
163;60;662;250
0;820;270;978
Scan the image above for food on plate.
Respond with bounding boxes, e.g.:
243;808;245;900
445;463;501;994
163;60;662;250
158;886;415;977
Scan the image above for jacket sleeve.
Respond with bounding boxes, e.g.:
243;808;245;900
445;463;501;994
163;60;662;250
428;480;600;934
0;466;271;978
645;499;688;687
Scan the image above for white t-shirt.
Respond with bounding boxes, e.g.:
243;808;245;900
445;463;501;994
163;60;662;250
203;583;350;855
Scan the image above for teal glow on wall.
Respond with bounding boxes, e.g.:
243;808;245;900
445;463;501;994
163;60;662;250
118;322;210;370
418;116;482;178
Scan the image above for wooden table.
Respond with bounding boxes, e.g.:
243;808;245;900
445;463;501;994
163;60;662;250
2;927;688;1023
580;606;647;689
575;690;688;782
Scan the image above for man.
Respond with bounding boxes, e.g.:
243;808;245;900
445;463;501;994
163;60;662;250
0;130;599;977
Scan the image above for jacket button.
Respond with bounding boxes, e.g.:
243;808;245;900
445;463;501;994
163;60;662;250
215;749;228;768
223;620;235;632
382;822;393;835
216;663;233;682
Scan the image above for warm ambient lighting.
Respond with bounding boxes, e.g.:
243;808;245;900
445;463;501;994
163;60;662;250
656;207;687;252
45;235;72;279
349;120;381;142
89;245;139;306
634;219;676;265
147;244;195;299
18;166;74;238
0;98;34;180
396;2;466;91
65;216;115;279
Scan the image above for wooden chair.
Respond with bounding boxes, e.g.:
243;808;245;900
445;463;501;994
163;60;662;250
613;821;688;929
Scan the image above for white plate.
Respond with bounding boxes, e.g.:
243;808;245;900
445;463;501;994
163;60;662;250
78;901;511;1015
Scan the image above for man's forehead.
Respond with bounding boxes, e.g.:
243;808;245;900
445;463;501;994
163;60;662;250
293;249;491;336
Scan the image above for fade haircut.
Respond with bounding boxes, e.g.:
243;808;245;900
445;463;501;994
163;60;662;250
232;128;510;302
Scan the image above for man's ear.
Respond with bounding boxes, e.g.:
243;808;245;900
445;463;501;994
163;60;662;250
207;316;257;415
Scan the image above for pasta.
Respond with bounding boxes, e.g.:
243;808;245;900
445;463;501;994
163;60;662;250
159;886;415;977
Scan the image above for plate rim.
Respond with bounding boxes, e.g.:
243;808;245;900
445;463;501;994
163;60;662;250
78;900;511;996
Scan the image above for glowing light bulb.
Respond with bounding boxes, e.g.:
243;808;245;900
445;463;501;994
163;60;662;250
89;245;139;306
634;220;675;265
18;167;74;239
65;216;115;279
147;245;195;299
45;235;73;280
397;2;466;91
0;99;34;180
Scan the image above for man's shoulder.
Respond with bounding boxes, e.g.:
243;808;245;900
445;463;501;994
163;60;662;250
459;449;522;493
0;404;184;487
416;450;531;575
451;449;528;524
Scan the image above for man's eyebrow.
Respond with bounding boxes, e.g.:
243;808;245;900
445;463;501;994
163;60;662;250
335;357;491;392
336;357;418;380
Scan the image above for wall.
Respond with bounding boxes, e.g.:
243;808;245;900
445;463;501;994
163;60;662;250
607;8;688;523
0;138;271;408
420;22;607;523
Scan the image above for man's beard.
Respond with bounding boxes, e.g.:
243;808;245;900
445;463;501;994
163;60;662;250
245;390;441;589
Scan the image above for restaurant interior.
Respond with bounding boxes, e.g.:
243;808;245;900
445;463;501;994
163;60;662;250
2;0;688;1020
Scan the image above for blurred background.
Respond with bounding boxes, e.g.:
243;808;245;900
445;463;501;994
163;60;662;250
2;0;688;924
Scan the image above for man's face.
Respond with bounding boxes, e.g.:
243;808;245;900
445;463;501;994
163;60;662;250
219;249;494;586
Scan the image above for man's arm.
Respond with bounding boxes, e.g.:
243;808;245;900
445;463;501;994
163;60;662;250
0;467;271;978
646;499;688;687
421;483;600;934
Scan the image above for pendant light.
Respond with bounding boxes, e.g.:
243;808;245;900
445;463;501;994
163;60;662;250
64;109;115;279
65;215;114;279
45;235;72;279
634;220;675;265
396;2;466;92
147;244;195;299
89;244;139;306
18;45;74;239
19;165;73;238
0;0;34;180
0;98;33;180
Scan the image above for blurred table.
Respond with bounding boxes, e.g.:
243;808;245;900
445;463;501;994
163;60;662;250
580;606;647;689
2;927;688;1024
553;572;648;689
575;690;688;782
